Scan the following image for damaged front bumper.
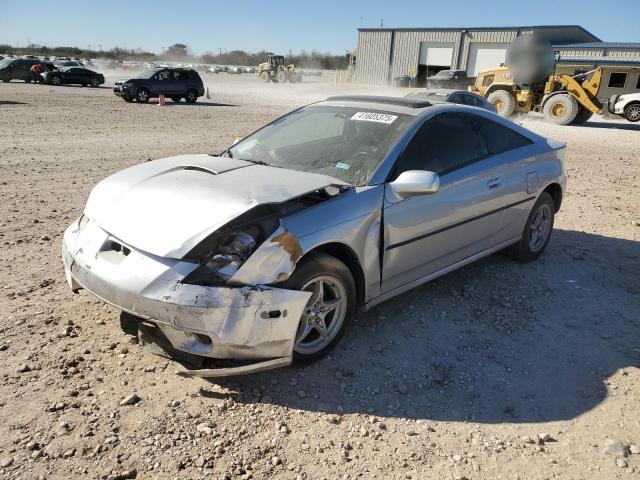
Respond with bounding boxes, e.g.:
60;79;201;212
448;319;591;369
62;217;311;376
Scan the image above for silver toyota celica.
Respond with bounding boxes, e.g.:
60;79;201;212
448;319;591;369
62;95;566;377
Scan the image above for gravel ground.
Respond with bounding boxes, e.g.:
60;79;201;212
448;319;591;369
0;74;639;480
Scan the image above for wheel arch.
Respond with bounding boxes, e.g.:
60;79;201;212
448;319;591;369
485;83;514;97
542;182;563;212
305;242;366;308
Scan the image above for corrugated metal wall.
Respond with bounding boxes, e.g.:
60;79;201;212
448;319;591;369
558;48;640;59
354;30;392;85
390;30;459;78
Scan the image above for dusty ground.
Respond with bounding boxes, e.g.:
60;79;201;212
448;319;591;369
0;74;639;480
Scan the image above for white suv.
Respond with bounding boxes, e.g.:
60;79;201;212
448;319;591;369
610;93;640;122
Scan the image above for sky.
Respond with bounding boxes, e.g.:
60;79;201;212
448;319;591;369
1;0;639;55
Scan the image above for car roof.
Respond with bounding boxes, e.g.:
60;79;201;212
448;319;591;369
320;95;432;115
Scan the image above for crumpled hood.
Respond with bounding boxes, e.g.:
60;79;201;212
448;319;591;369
84;154;344;259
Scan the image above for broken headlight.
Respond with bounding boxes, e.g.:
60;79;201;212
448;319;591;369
182;226;261;286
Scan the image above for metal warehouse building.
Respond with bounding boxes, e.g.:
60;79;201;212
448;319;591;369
354;25;640;86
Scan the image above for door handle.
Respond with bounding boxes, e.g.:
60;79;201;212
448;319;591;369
487;178;501;189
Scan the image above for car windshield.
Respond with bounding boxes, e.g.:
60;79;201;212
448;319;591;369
432;70;454;79
227;106;414;185
136;69;159;79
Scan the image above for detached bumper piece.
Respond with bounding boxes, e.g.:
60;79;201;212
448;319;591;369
62;216;311;377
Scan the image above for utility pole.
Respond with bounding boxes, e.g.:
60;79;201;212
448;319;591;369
380;19;383;29
218;47;222;56
98;44;102;52
162;46;165;55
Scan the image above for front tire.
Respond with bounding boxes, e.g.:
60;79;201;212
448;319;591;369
571;106;593;124
135;88;150;103
624;102;640;122
508;192;555;262
90;78;101;87
281;252;356;363
543;94;578;125
487;90;516;117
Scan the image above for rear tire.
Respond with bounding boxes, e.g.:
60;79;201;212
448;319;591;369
624;102;640;122
508;192;555;262
276;71;288;83
543;94;579;125
571;106;593;124
487;90;515;117
50;76;62;86
184;89;198;103
90;78;100;87
260;71;271;83
135;88;150;103
281;252;356;363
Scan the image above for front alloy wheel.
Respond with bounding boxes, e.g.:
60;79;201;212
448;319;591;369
283;252;356;362
136;88;149;103
90;78;100;87
624;103;640;122
295;275;347;356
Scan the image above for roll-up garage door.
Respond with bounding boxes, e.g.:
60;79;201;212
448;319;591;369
467;44;508;76
418;43;453;67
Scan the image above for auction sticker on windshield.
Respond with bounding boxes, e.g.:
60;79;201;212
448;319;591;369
351;112;398;124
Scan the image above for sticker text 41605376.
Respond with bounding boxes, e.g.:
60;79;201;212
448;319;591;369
351;112;398;124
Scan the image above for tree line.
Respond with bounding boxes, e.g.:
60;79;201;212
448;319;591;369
0;43;351;69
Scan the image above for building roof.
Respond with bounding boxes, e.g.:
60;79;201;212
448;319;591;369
358;25;600;42
556;42;640;49
558;55;640;66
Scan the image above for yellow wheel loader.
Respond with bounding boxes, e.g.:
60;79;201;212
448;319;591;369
256;55;302;84
469;35;604;125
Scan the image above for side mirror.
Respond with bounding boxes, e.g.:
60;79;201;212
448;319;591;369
389;170;439;200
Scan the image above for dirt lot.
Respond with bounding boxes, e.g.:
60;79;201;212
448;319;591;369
0;74;639;480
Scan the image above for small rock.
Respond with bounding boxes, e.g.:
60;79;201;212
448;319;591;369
629;444;639;455
62;448;75;458
194;456;205;468
119;393;140;406
453;454;463;462
0;456;13;468
603;439;629;457
17;364;31;373
616;458;628;468
397;384;409;395
271;456;280;466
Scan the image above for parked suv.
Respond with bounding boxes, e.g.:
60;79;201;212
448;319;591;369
0;57;41;82
114;68;205;103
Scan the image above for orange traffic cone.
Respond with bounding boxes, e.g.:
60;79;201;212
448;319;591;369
158;94;166;106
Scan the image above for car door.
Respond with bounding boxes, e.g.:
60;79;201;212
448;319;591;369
66;68;82;84
381;112;512;293
154;69;172;94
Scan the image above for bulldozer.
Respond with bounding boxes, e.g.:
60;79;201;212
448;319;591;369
257;55;302;83
469;35;604;125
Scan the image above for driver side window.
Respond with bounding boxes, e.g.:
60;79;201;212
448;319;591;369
157;70;171;81
392;113;489;178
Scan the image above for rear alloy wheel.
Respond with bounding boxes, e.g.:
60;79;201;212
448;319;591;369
487;90;515;117
624;103;640;122
90;78;100;87
282;252;356;363
136;88;150;103
50;76;61;86
185;89;198;103
543;94;579;125
508;192;555;262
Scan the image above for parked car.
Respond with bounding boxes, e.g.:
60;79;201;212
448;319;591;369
42;67;105;87
55;60;84;68
62;95;565;377
406;89;498;113
609;93;640;122
426;69;473;89
0;57;41;82
113;67;205;103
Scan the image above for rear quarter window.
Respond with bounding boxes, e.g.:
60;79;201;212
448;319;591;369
475;116;532;155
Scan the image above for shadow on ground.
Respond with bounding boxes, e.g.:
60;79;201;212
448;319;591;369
203;229;640;423
0;100;27;106
578;121;640;131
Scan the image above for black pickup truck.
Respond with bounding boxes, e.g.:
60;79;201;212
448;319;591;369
113;67;205;103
